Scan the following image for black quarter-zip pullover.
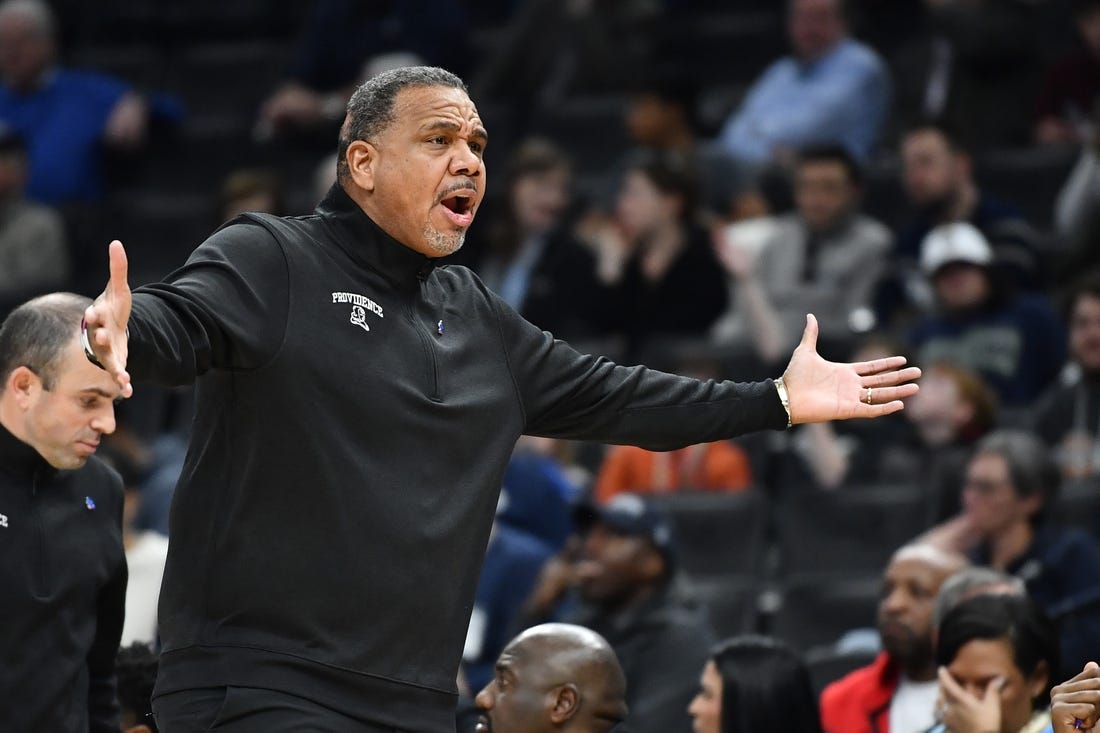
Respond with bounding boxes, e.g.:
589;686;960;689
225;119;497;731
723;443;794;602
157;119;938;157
129;184;788;731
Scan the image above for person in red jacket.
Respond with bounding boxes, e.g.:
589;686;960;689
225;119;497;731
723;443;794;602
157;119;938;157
820;544;966;733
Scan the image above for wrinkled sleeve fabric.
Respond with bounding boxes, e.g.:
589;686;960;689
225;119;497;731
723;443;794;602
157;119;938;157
127;219;291;386
492;293;788;449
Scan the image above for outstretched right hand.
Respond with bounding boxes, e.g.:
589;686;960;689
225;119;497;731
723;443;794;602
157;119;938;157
84;240;133;398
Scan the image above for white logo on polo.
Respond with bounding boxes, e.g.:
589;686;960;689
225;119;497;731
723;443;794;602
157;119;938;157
0;513;8;528
332;292;384;333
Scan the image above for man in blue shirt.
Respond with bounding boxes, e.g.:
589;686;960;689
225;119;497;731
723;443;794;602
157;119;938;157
0;0;149;204
717;0;890;166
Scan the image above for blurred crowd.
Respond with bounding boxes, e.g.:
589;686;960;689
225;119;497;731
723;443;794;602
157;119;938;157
2;0;1100;731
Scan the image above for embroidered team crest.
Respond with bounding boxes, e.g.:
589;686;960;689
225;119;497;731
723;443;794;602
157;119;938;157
332;292;384;333
350;305;370;332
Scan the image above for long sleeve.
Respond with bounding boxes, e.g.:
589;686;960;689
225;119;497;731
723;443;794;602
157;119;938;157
1055;148;1100;237
127;219;291;386
492;293;788;449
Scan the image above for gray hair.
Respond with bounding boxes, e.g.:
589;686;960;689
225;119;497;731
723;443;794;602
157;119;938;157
932;566;1026;629
0;292;90;391
336;65;468;184
974;430;1061;526
0;0;56;39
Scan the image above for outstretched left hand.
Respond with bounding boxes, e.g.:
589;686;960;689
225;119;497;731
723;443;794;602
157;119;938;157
783;314;921;425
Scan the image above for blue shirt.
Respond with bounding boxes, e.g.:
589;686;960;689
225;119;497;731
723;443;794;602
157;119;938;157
718;39;890;163
0;69;129;204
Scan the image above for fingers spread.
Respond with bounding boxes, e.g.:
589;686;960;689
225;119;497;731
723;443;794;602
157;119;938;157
866;384;920;404
862;366;922;388
108;239;129;297
854;355;907;376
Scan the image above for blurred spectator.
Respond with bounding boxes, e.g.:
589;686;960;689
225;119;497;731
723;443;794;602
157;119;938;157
116;643;158;733
910;223;1065;407
953;431;1100;678
594;440;751;503
463;509;555;694
928;594;1057;733
0;124;68;317
896;122;1041;275
690;635;823;733
931;566;1026;632
498;437;579;551
523;494;715;733
594;350;752;502
256;0;467;140
714;145;892;364
1053;120;1100;281
716;0;890;167
1034;272;1100;481
619;74;745;222
820;544;967;733
473;0;659;120
889;0;1040;149
0;0;151;204
218;168;286;224
472;624;627;733
584;152;727;359
1035;0;1100;147
470;139;607;343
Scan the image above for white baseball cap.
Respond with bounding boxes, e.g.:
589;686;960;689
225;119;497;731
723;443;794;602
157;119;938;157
920;222;993;275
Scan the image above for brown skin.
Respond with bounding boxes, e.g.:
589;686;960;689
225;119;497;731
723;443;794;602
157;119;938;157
938;638;1049;733
575;523;665;608
0;333;121;470
342;84;487;259
475;624;628;733
878;545;968;681
1050;662;1100;733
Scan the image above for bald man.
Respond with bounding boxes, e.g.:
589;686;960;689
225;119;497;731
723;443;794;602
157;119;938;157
821;544;968;733
475;624;627;733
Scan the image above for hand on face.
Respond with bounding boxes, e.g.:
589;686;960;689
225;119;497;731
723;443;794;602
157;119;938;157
937;666;1004;733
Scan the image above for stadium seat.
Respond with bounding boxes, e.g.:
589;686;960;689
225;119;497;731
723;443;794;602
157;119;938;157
768;574;882;653
650;490;770;578
777;484;931;576
693;577;761;639
804;646;880;696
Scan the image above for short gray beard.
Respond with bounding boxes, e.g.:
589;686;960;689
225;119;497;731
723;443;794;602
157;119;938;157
422;221;466;257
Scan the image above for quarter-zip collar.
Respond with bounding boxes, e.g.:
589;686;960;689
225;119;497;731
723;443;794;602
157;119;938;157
0;419;54;481
317;183;436;288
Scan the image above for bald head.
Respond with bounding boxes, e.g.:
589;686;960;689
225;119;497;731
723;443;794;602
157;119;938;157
877;544;968;680
476;624;627;733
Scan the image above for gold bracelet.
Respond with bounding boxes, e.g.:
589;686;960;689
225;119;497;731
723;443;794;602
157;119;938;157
774;376;792;429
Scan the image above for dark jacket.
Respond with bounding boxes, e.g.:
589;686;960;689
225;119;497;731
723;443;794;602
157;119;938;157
129;184;789;731
972;526;1100;679
0;422;126;733
572;581;715;733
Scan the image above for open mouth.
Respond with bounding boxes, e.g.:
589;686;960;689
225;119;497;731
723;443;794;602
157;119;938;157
441;194;474;216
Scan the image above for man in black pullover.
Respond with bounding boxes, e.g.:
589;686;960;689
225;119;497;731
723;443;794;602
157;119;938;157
0;292;127;732
83;66;920;732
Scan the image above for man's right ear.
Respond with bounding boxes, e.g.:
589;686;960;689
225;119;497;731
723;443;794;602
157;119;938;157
346;139;377;193
6;366;39;408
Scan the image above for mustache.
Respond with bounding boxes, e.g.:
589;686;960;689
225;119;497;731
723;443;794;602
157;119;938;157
437;179;478;202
